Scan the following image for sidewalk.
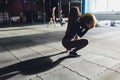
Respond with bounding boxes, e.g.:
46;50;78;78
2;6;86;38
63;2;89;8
0;24;120;80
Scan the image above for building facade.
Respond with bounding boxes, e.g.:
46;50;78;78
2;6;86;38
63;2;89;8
0;0;82;26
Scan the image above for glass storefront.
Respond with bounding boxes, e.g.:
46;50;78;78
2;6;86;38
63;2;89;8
0;0;82;27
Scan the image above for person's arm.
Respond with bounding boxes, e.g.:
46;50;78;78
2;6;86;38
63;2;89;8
78;28;89;38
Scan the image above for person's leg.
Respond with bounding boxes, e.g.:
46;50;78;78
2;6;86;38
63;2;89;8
72;39;88;52
67;39;88;56
48;18;53;27
52;15;56;27
62;39;88;55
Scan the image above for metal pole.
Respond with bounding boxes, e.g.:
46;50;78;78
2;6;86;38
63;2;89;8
6;0;11;27
82;0;85;14
58;0;61;19
69;0;70;13
31;0;34;24
43;0;46;24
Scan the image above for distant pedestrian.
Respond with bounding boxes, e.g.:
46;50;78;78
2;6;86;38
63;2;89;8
62;6;96;57
58;9;66;26
48;6;56;27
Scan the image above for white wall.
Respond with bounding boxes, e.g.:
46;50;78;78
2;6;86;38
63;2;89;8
94;12;120;20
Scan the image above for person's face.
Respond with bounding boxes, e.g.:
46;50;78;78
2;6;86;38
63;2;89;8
86;21;94;29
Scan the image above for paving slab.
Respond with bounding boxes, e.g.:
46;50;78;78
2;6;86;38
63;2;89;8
5;44;36;59
64;59;107;79
85;46;120;60
91;70;120;80
0;73;39;80
0;24;120;80
45;41;65;50
39;68;88;80
0;46;19;68
25;44;59;55
111;63;120;73
80;51;120;69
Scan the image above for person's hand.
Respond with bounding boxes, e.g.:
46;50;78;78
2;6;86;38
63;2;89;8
86;22;94;29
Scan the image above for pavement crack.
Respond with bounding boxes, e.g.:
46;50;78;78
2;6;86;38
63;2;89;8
36;74;44;80
63;66;90;80
2;45;21;62
81;58;120;77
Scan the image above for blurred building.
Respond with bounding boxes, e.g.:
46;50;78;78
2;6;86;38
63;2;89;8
0;0;82;26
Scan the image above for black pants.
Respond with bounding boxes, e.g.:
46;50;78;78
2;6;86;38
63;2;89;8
62;39;88;52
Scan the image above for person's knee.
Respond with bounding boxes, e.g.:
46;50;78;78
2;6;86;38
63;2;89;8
84;39;88;45
81;39;88;45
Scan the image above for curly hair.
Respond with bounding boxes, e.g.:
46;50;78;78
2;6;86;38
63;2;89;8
80;13;96;28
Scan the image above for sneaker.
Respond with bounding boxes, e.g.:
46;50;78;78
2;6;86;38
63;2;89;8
69;52;80;57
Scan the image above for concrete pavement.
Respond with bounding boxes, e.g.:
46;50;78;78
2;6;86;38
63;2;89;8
0;23;120;80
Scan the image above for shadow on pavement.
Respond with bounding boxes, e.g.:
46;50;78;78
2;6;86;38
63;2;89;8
0;51;77;80
0;30;65;53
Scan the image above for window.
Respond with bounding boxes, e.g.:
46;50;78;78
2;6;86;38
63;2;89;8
89;0;120;12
